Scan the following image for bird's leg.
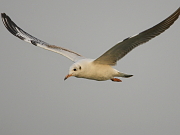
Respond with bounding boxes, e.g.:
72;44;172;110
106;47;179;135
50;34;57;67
111;78;122;82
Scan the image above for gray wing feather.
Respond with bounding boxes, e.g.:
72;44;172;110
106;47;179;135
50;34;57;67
1;13;84;62
94;7;180;65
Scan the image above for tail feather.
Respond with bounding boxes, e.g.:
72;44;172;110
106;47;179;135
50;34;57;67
118;72;133;78
123;74;133;78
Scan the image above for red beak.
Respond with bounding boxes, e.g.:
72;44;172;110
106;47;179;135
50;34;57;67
64;74;72;80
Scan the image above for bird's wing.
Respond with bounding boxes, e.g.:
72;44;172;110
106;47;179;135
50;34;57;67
94;7;180;66
1;13;84;62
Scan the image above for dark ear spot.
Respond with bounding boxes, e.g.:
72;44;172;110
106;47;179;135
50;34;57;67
79;66;81;70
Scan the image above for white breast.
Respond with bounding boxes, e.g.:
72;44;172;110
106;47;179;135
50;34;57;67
76;59;118;81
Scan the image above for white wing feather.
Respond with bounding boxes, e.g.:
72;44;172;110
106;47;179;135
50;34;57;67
1;13;84;62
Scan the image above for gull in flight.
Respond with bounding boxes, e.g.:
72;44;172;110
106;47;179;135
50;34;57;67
1;7;180;82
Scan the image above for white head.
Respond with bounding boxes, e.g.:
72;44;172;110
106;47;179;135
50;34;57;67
64;59;94;80
64;63;83;80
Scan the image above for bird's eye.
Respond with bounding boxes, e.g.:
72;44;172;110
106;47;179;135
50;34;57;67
73;68;77;71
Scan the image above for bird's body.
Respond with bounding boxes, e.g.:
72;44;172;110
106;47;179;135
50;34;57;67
73;59;109;81
1;7;180;82
67;59;132;81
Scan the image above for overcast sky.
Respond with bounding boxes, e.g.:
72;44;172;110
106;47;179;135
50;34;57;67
0;0;180;135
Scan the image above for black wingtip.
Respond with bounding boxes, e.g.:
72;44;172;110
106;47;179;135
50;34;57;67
1;13;6;17
1;13;27;41
1;13;18;36
1;13;8;22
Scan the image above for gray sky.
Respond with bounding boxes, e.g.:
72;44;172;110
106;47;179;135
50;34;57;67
0;0;180;135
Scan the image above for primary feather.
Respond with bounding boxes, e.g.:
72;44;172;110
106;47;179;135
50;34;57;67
94;7;180;65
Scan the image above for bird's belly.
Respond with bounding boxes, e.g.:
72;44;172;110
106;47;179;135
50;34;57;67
77;73;110;81
82;74;109;81
77;65;115;81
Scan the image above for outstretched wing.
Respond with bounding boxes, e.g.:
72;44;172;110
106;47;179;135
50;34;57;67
94;7;180;66
1;13;84;62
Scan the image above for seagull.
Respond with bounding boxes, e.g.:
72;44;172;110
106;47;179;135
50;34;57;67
1;8;180;82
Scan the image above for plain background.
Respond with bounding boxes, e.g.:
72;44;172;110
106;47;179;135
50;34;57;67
0;0;180;135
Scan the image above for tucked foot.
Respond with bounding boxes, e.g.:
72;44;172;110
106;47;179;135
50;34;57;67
111;78;122;82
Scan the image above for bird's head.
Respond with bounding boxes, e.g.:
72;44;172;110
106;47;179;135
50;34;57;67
64;63;82;80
